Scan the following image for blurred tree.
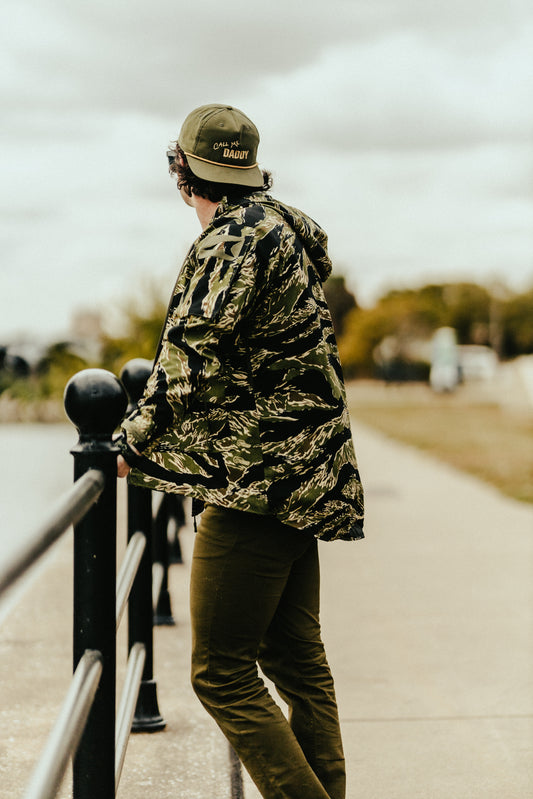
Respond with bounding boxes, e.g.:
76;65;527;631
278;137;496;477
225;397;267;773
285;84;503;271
323;274;358;338
0;342;88;403
501;288;533;357
36;342;89;398
100;279;169;374
4;277;530;410
441;283;491;344
338;281;511;378
338;288;445;377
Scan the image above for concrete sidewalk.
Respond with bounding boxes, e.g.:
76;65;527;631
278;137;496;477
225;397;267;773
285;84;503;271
322;422;533;799
1;423;532;798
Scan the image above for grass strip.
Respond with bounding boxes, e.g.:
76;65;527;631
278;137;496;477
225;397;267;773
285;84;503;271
347;382;533;504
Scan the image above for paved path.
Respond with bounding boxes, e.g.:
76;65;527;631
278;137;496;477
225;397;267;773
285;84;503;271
323;422;533;799
0;422;532;798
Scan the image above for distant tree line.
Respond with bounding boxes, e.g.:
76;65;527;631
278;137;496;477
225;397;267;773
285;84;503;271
335;280;533;378
1;276;532;404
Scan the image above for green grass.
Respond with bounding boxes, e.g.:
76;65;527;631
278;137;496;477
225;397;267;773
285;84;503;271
346;381;533;504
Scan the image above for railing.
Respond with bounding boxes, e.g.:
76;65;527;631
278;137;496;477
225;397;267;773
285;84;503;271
0;360;178;799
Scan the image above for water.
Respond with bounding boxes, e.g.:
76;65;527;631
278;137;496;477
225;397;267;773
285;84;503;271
0;423;79;623
0;422;77;562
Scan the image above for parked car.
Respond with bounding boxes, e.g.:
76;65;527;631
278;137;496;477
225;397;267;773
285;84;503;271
458;345;498;381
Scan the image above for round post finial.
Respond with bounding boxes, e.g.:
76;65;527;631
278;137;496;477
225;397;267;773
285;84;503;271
64;368;128;441
120;359;153;411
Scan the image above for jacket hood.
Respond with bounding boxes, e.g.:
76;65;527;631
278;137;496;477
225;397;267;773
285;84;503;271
218;192;333;283
258;194;332;283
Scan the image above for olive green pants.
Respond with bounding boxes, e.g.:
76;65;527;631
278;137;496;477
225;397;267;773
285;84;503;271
190;505;346;799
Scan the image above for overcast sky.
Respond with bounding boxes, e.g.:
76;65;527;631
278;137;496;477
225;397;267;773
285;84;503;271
1;0;532;343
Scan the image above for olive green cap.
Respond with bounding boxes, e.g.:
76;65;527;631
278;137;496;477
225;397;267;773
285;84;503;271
177;104;263;187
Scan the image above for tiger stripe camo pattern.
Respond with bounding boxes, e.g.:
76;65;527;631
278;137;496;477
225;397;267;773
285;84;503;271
119;192;364;541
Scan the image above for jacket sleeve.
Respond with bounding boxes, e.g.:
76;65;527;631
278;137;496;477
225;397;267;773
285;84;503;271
120;222;258;452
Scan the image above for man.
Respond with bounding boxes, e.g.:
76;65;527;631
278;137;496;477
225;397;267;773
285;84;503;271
117;103;364;799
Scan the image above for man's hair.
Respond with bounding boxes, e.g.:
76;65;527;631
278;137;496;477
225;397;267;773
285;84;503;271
168;143;273;203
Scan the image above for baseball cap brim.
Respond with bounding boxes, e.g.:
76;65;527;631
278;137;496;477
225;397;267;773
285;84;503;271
185;153;264;187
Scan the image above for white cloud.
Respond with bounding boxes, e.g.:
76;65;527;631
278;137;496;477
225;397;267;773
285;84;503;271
0;0;532;340
264;141;532;304
249;27;533;153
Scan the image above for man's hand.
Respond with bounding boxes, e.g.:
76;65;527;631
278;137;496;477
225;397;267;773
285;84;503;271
117;455;131;478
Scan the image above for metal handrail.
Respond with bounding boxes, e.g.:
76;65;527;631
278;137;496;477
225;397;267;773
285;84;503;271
116;532;146;628
0;469;104;600
3;365;180;799
115;642;146;789
151;492;166;614
22;650;103;799
152;562;165;614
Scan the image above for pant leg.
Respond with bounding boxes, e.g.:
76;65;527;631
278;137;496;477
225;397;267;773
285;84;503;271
258;540;346;799
190;505;332;799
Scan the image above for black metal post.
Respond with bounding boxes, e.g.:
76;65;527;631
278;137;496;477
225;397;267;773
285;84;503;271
153;493;176;626
120;359;166;731
64;368;128;799
168;494;185;564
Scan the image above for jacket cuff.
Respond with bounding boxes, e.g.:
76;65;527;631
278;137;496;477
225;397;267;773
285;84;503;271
115;432;146;468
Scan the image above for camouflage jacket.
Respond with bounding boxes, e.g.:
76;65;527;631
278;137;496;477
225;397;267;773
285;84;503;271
119;192;364;541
